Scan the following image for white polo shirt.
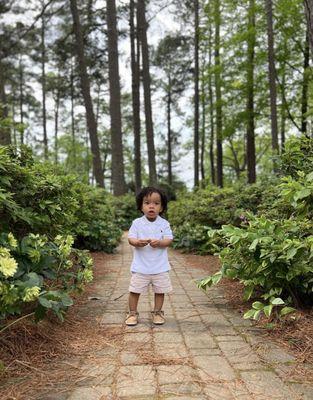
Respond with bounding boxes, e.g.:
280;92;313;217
128;215;173;274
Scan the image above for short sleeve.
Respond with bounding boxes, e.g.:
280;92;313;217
128;220;138;239
163;222;173;239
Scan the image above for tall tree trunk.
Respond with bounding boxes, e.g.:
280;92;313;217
12;97;17;147
137;0;157;186
41;12;48;160
246;0;256;183
280;59;286;150
265;0;279;156
214;0;223;187
54;73;60;165
304;0;313;61
130;0;142;192
19;58;24;145
70;60;76;168
70;0;104;187
0;61;11;145
208;10;215;185
167;76;172;186
106;0;127;195
200;65;206;184
301;28;310;135
194;0;200;187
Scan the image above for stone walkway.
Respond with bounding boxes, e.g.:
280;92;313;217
61;236;312;400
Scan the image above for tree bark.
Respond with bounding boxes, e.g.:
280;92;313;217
246;0;256;183
0;61;11;145
265;0;279;156
41;12;48;160
214;0;223;187
19;58;24;145
301;28;310;135
167;76;172;186
70;0;104;187
304;0;313;61
137;0;157;186
54;73;60;164
208;11;215;185
130;0;142;192
194;0;200;187
200;65;205;184
106;0;127;195
70;60;76;168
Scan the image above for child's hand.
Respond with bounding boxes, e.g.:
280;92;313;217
136;239;151;247
150;239;160;248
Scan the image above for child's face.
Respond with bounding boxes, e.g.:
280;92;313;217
141;192;163;221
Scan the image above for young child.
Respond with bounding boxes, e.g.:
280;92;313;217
125;187;173;326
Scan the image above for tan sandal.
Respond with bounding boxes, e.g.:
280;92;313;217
151;310;165;325
125;311;139;326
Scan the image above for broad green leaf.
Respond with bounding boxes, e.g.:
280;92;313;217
263;304;273;317
294;188;311;201
271;297;285;305
38;296;52;308
243;309;256;319
286;247;297;260
252;301;264;310
253;310;262;320
243;285;254;301
249;239;259;251
280;307;296;316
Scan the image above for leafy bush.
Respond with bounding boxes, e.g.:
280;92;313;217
168;183;271;254
0;145;122;326
279;135;313;178
74;189;123;252
198;169;313;316
0;146;122;252
107;193;140;230
0;232;93;322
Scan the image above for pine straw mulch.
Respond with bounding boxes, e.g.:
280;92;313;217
182;251;313;383
0;252;118;400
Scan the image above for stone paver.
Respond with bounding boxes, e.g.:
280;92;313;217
49;235;312;399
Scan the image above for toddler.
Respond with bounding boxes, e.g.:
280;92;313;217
125;187;173;326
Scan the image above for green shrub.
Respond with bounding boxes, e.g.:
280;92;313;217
0;232;93;322
198;169;313;315
74;188;122;252
0;146;122;252
107;193;140;230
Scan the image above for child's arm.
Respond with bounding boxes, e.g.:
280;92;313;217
128;238;151;247
150;238;173;248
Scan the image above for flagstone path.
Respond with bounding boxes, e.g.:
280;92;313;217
47;235;313;400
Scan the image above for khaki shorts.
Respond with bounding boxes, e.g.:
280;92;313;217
129;272;173;294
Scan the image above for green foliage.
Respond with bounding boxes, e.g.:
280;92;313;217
0;232;93;322
0;146;122;252
279;135;313;178
74;189;123;252
168;183;269;254
0;146;122;326
106;193;140;231
175;136;313;317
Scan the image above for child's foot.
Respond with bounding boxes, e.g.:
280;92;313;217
125;311;139;326
152;310;165;325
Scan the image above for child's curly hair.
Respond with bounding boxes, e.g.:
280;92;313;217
136;187;168;215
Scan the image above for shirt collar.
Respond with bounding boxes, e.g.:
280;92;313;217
142;215;161;224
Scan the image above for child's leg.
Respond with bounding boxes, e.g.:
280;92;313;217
129;292;140;312
154;293;164;311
